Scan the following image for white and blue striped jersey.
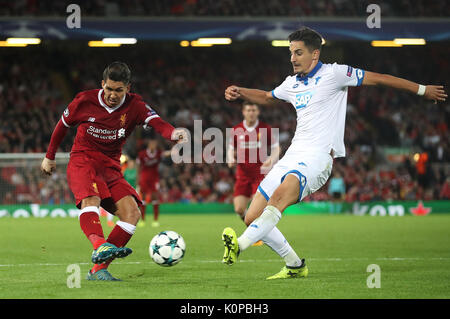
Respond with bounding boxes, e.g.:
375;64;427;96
271;61;365;158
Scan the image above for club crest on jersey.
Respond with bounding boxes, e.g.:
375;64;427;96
300;175;307;188
346;66;353;77
120;114;127;126
145;104;157;117
295;91;314;109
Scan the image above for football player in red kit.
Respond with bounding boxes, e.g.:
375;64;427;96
136;138;171;228
41;62;186;281
227;101;280;245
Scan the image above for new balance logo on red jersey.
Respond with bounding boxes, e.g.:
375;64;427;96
88;117;96;122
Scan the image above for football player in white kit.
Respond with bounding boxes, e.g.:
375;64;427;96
221;27;447;279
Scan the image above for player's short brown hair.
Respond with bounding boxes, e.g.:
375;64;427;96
288;27;323;52
103;61;131;84
242;100;259;110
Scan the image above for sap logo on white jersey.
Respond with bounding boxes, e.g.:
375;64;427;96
295;91;314;109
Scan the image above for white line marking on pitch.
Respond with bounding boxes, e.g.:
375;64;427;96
0;257;449;268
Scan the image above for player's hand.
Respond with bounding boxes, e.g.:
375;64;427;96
225;85;241;101
41;157;56;176
424;85;447;104
171;128;189;143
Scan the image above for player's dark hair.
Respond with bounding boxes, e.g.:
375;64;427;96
288;27;323;52
242;100;259;109
103;61;131;84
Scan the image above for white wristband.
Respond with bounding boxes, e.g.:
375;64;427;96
417;85;426;96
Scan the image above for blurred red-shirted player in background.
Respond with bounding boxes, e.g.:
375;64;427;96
227;101;280;245
40;62;186;281
136;137;171;228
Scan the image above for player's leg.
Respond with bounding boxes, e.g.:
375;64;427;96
233;195;250;220
245;190;303;267
109;195;140;241
137;182;147;225
222;192;267;264
90;195;138;277
151;190;160;227
233;195;264;246
79;195;106;249
137;191;147;228
239;175;299;251
67;157;107;251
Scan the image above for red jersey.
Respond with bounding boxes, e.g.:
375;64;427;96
60;89;163;162
137;149;162;176
229;120;277;178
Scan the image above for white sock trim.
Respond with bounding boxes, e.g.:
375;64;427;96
79;206;100;219
116;221;136;235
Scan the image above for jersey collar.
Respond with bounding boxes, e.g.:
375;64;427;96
243;119;259;132
98;89;126;114
296;60;323;82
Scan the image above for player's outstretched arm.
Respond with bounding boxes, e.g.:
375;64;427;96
362;71;447;103
41;119;69;175
225;85;278;106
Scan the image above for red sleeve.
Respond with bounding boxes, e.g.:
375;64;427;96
147;117;175;140
61;93;84;127
46;119;69;160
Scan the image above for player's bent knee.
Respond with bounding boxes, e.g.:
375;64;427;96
81;196;100;209
118;207;140;225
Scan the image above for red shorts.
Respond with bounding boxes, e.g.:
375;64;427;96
139;173;160;194
67;151;142;213
233;174;265;198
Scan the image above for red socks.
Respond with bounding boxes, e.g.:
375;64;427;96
107;222;134;248
91;220;136;273
79;207;106;249
139;204;146;221
153;201;159;221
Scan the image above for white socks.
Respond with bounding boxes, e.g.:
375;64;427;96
237;205;281;251
237;206;303;268
116;220;136;235
262;227;303;268
79;206;99;219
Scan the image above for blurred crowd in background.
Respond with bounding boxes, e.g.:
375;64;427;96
1;0;449;17
0;41;449;205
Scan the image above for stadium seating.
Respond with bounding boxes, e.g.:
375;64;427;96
0;42;448;204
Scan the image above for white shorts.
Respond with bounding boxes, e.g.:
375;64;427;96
257;150;333;202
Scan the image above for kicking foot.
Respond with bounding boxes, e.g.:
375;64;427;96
222;227;240;265
91;243;132;264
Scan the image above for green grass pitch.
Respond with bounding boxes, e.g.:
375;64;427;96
0;213;449;299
